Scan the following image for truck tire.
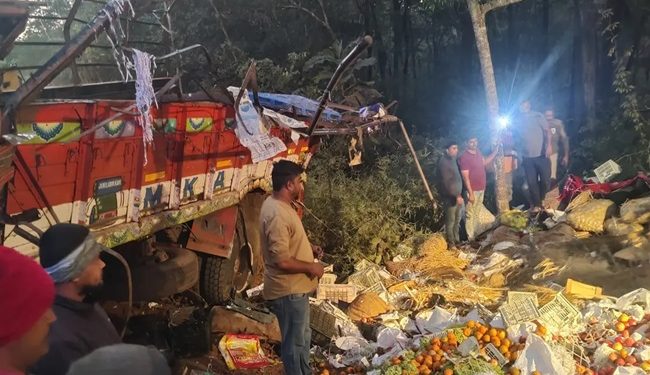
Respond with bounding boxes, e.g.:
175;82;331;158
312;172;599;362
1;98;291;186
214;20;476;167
199;192;265;305
102;245;199;302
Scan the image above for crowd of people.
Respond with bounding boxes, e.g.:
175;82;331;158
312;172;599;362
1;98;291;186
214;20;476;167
437;100;570;245
0;104;569;374
0;159;325;375
0;224;170;375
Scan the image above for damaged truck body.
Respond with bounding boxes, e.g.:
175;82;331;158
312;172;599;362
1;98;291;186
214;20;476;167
0;0;390;305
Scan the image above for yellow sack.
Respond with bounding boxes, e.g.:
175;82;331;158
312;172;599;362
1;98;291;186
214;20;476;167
567;199;616;233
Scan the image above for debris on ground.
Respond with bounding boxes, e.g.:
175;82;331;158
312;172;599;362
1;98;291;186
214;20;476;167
308;176;650;375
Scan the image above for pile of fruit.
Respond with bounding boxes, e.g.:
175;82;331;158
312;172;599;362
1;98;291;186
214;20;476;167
574;312;650;375
500;210;529;231
378;320;526;375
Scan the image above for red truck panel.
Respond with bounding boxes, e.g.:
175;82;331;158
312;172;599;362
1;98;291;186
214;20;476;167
83;101;141;227
7;102;93;220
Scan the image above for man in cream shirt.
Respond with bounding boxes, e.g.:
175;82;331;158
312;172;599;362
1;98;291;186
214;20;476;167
260;160;324;375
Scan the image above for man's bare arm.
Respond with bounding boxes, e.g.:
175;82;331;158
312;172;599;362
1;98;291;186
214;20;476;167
276;257;323;278
484;147;498;166
461;169;474;202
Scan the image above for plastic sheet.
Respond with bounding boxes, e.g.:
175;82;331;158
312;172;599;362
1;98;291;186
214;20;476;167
513;334;571;375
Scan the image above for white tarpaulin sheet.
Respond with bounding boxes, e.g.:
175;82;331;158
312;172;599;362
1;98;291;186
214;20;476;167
228;87;287;163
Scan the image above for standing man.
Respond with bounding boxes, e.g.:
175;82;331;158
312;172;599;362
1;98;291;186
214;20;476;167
30;224;120;375
437;141;464;245
516;100;552;212
544;107;569;187
261;160;324;375
458;136;498;240
0;247;56;375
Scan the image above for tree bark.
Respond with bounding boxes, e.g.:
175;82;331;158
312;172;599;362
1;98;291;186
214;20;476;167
391;0;403;77
285;0;337;43
466;0;522;214
579;0;598;130
402;0;412;77
570;0;583;131
541;0;550;103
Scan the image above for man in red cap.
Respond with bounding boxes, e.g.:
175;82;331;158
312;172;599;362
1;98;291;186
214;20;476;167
0;246;56;375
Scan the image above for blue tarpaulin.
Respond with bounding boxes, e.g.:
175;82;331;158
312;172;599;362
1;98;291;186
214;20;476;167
249;92;342;122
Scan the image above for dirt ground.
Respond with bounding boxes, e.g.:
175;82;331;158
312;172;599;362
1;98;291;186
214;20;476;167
539;236;650;296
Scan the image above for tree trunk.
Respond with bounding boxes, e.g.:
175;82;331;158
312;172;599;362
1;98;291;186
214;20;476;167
541;0;550;103
569;0;583;132
391;0;402;77
466;0;523;214
580;0;598;130
402;0;410;76
507;5;519;74
370;2;388;79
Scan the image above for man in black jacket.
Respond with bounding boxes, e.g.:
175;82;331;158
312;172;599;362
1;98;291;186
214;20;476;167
437;141;464;245
30;224;120;375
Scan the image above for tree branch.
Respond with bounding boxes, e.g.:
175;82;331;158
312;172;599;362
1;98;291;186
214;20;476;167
480;0;523;15
206;0;232;47
284;0;337;42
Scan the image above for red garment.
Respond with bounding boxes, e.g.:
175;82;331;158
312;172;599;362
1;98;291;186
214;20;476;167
0;247;55;347
458;150;487;191
560;173;650;201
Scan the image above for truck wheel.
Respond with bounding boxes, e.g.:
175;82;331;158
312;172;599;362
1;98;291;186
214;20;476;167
102;245;199;302
199;192;265;305
200;238;252;305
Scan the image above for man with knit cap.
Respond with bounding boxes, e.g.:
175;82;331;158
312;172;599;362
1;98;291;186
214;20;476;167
30;223;120;375
0;246;56;375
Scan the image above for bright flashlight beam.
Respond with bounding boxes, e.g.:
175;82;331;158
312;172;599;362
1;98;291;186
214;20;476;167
497;116;510;129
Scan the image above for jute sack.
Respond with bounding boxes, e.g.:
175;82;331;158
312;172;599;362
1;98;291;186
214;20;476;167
620;196;650;224
347;292;391;322
567;199;616;233
604;218;644;237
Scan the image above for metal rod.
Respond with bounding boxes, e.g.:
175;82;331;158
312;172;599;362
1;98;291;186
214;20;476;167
306;35;373;138
103;247;132;339
399;121;436;208
2;0;124;134
28;14;160;26
156;44;212;66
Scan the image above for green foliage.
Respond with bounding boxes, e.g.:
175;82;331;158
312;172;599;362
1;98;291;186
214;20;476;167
573;6;650;174
303;135;443;276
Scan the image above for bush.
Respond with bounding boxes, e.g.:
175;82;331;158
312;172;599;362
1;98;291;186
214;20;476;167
303;134;443;276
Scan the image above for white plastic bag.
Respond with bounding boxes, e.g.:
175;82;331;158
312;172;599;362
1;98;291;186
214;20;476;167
513;334;569;375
